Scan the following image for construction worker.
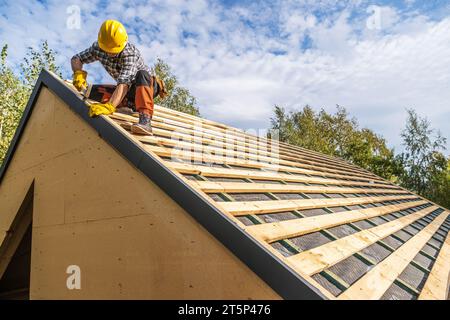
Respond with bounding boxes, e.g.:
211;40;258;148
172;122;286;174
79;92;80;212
71;19;156;135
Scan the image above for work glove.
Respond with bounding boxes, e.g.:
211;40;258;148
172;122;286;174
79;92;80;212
72;70;88;92
88;102;116;117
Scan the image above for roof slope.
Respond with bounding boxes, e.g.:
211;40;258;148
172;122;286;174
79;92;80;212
1;70;449;300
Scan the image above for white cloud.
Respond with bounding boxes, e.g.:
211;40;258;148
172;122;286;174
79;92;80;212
0;0;448;153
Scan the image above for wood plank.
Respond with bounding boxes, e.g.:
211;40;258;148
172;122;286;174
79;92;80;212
338;210;448;300
245;200;427;243
220;195;419;216
118;115;370;179
166;162;400;189
191;180;407;195
145;143;391;185
110;113;380;180
153;107;375;178
287;205;438;277
152;107;366;167
136;119;381;182
153;106;378;176
418;226;450;300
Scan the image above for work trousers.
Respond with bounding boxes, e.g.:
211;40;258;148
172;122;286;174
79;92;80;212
88;70;158;117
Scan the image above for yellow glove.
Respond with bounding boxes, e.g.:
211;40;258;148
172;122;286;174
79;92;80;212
73;70;88;91
88;102;116;117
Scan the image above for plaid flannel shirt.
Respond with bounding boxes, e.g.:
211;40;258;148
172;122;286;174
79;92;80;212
73;42;151;86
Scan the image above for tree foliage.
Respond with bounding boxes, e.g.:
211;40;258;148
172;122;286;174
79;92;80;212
397;109;449;208
0;45;30;164
152;58;200;116
270;105;400;180
271;105;449;209
20;41;61;89
0;41;61;164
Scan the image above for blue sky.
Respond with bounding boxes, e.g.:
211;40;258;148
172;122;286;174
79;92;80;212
0;0;449;153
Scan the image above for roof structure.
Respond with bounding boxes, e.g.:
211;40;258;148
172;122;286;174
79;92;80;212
0;70;449;300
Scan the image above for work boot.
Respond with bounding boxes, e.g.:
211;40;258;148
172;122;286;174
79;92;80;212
131;112;153;135
116;106;134;115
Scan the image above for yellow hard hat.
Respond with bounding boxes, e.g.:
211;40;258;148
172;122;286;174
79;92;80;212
98;20;128;54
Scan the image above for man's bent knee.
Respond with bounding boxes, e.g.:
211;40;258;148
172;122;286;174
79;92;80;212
135;70;151;86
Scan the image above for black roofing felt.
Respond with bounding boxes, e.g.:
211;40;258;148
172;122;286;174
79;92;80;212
0;70;325;300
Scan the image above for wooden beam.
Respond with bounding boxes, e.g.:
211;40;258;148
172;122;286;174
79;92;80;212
190;180;406;195
145;144;389;185
137;119;376;180
220;195;419;216
418;224;450;300
152;106;379;177
245;200;427;243
338;210;448;300
141;126;380;182
166;162;400;190
152;108;370;170
287;206;438;277
145;144;391;185
110;112;381;180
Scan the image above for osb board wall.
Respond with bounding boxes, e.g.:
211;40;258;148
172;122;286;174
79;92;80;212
0;87;280;299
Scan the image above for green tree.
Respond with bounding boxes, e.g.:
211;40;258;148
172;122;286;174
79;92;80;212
0;45;29;164
397;109;449;208
20;40;61;89
0;41;61;165
270;105;399;180
424;156;450;209
152;58;200;116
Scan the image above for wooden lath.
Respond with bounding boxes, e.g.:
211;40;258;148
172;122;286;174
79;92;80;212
219;195;419;216
143;125;378;181
189;180;407;195
245;200;428;243
111;112;381;180
152;106;380;178
338;211;449;300
144;143;387;184
152;108;371;171
154;107;353;167
287;205;438;276
418;226;450;300
166;162;400;189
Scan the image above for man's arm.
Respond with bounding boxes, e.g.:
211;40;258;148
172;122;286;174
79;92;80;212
71;56;83;72
109;84;128;108
71;44;97;91
112;57;136;108
71;42;98;72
